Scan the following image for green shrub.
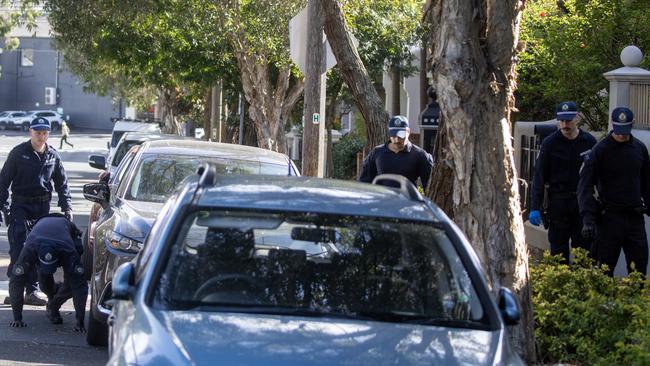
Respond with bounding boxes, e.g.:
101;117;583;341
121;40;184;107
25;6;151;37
531;249;650;365
332;133;365;180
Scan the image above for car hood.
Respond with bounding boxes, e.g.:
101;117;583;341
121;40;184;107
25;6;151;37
128;310;515;365
114;200;163;240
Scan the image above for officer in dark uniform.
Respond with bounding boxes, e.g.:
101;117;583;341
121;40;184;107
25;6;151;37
578;107;649;276
8;214;87;332
529;102;597;261
0;117;73;306
359;115;434;190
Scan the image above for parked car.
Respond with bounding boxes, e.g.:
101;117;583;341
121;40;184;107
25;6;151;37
107;118;161;158
82;133;199;281
82;140;300;346
105;170;523;365
0;111;27;130
26;110;66;131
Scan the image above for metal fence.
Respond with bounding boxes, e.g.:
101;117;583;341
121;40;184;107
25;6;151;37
518;134;542;214
630;82;650;128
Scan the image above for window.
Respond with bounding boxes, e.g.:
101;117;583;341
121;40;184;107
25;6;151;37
21;49;34;67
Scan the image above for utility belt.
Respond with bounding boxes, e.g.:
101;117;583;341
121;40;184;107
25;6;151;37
602;204;646;216
12;194;51;203
548;191;576;200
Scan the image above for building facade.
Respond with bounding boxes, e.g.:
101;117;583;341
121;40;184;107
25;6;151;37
0;13;121;130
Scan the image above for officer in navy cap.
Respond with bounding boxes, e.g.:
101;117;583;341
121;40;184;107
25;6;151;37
529;102;597;262
8;214;87;331
0;117;73;306
359;115;434;190
578;107;649;276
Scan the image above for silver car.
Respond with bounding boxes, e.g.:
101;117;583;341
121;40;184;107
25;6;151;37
107;171;523;365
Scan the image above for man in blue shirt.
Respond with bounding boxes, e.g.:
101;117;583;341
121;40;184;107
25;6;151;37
578;107;649;276
359;115;433;190
0;117;73;306
529;102;597;262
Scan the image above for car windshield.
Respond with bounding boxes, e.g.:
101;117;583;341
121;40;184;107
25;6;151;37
126;155;290;203
153;210;488;328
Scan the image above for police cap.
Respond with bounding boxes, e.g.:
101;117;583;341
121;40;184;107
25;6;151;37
388;115;409;138
612;107;634;135
30;117;51;131
556;101;578;121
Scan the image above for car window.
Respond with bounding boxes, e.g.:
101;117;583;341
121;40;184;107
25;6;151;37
154;211;487;327
124;154;292;203
112;141;143;167
0;112;7;117
111;131;127;148
12;112;26;117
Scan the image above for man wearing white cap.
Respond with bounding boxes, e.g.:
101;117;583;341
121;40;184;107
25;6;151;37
578;107;650;276
358;115;433;190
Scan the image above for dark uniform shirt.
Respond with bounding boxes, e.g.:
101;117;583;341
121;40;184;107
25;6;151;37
531;129;597;211
578;133;650;224
358;142;434;187
10;216;85;322
0;141;71;210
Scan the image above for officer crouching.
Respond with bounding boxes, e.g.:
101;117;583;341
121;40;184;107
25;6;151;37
578;107;650;276
8;214;88;332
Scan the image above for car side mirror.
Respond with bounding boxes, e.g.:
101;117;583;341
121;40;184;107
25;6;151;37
112;262;135;300
83;182;110;207
88;154;107;170
498;287;521;325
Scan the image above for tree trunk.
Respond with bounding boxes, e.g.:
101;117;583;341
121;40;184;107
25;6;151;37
322;0;388;148
426;119;454;214
426;0;535;361
301;0;324;176
391;66;400;116
158;87;181;134
228;3;304;153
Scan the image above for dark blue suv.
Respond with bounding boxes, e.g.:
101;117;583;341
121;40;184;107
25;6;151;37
107;166;523;365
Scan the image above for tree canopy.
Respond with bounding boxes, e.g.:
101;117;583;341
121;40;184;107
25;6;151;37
517;0;650;130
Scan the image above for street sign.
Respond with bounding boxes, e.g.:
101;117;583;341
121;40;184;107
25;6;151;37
312;113;320;124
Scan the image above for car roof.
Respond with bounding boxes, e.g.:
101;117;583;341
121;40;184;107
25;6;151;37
119;132;196;143
113;120;161;132
139;140;292;165
190;174;439;222
28;110;60;114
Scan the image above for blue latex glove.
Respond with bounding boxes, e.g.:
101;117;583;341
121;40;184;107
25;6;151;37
529;210;542;226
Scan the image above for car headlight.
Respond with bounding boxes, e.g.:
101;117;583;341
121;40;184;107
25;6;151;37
108;232;142;253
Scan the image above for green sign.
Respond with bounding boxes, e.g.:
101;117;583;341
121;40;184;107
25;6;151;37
312;113;320;124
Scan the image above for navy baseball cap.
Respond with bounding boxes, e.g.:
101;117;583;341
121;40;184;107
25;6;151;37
612;107;634;135
388;115;409;138
556;101;578;121
38;243;59;275
30;117;51;131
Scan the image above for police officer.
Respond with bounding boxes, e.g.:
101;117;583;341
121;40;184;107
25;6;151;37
578;107;649;276
529;102;597;262
359;115;434;189
0;117;73;306
8;214;87;332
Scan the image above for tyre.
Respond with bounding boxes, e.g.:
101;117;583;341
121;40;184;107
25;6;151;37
86;281;108;346
22;122;30;132
81;229;92;281
0;122;6;130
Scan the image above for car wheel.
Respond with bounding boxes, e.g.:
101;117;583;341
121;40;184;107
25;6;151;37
81;229;93;282
0;122;6;130
86;280;108;346
22;123;30;132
